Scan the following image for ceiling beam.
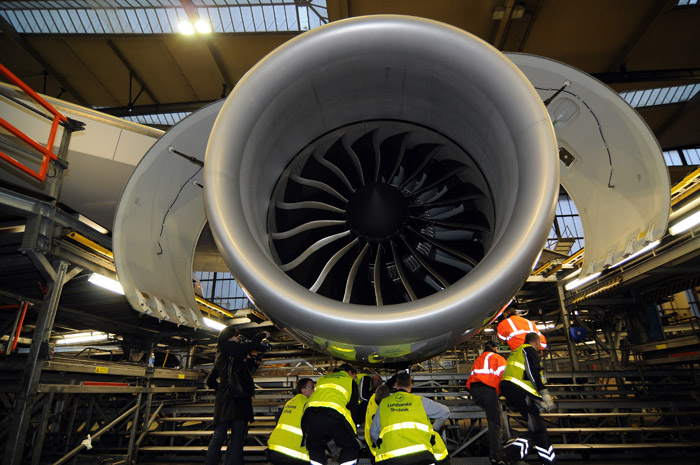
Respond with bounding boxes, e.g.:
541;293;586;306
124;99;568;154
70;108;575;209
107;39;160;106
99;100;215;117
491;0;515;50
607;0;676;72
655;88;700;140
179;0;234;93
593;68;700;84
0;15;88;105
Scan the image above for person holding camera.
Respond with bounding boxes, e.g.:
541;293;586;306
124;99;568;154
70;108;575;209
205;327;270;465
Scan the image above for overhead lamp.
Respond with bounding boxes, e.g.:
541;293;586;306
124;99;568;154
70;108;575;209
203;317;226;331
536;322;556;331
669;210;700;235
88;273;124;295
78;214;109;234
194;19;212;33
178;20;195;35
564;271;601;291
56;331;110;345
610;240;660;268
178;19;212;35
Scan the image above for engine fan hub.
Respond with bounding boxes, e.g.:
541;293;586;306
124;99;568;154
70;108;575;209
346;182;408;240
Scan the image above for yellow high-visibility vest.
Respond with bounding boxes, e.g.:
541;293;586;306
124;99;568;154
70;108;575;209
268;394;309;461
375;391;447;463
306;371;356;432
502;343;543;398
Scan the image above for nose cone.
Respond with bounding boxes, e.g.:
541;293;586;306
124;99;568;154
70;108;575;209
347;182;408;240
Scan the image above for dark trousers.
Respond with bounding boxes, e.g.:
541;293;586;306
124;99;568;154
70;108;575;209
469;382;506;461
303;411;360;465
500;381;555;464
205;419;248;465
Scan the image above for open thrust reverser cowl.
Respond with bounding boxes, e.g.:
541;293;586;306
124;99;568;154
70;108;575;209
204;15;559;365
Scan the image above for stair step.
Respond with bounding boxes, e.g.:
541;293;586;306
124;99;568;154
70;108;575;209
513;426;700;433
140;445;268;452
149;429;273;436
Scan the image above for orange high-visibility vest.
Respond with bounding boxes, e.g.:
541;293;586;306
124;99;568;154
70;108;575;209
466;350;507;394
497;315;548;350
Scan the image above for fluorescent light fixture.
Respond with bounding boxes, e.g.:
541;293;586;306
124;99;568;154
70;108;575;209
483;328;495;332
562;268;581;281
669;210;700;235
230;317;252;325
194;19;212;33
56;332;109;345
611;240;661;268
203;317;226;331
88;273;124;295
178;21;195;35
564;272;601;291
536;322;556;331
78;214;109;234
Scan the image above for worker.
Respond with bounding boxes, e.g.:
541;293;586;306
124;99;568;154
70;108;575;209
466;341;508;465
357;373;383;421
500;332;556;465
497;307;547;351
364;384;390;462
302;364;360;465
205;328;270;465
266;378;315;465
370;372;450;465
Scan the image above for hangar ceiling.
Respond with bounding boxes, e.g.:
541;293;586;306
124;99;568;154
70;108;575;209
1;0;699;149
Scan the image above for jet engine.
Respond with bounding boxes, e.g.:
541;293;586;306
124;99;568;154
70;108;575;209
202;15;559;364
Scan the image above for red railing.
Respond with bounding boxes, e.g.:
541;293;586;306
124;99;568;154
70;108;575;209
0;63;68;182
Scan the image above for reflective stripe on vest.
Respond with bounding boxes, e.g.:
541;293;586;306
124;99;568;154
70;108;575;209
502;344;541;398
268;444;309;461
375;444;430;462
379;421;430;439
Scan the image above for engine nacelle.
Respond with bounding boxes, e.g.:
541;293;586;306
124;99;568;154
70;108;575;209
203;15;559;365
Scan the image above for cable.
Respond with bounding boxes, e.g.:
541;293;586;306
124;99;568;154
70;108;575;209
537;86;615;188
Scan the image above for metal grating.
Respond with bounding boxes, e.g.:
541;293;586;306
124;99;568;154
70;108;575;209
0;0;328;34
620;84;700;108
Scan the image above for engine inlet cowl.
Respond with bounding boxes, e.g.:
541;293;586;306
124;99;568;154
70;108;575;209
204;15;559;365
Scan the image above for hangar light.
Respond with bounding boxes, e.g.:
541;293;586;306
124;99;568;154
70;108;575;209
56;332;110;345
88;273;124;295
610;240;661;268
564;272;602;291
203;317;226;331
669;210;700;235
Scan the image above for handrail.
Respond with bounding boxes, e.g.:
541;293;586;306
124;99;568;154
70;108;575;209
0;63;68;182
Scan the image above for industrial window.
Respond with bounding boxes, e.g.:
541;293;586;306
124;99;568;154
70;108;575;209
548;193;584;255
685;289;700;319
123;112;191;126
619;84;700;108
662;146;700;166
195;271;251;311
0;0;328;34
676;0;698;6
